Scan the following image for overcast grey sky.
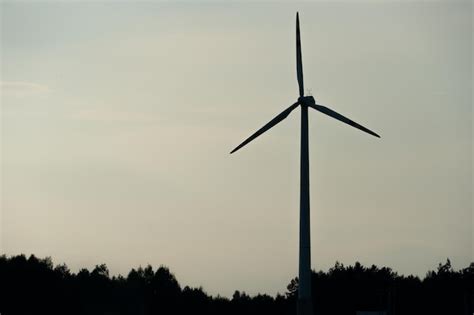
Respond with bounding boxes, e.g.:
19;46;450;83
1;1;472;297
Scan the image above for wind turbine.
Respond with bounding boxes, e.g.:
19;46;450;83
230;12;380;315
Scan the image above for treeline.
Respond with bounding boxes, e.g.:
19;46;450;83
0;254;472;315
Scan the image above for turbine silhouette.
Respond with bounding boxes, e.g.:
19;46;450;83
230;12;380;315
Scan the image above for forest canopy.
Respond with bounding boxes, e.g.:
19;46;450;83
0;254;472;315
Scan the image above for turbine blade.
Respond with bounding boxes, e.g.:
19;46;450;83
230;102;300;154
296;12;304;97
308;103;380;138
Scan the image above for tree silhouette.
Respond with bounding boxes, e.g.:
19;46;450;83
0;254;472;315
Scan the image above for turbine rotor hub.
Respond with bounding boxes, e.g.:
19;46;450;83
298;95;315;106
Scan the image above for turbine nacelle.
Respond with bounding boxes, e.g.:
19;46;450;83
298;96;315;106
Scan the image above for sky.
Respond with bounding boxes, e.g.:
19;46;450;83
1;1;472;297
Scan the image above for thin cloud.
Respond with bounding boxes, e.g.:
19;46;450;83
0;81;50;93
73;109;158;123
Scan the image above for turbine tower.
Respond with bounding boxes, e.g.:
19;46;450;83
230;12;380;315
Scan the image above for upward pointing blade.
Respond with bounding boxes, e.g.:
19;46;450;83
296;12;304;97
308;103;380;138
230;102;300;154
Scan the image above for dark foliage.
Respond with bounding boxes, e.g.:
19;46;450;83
0;254;472;315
